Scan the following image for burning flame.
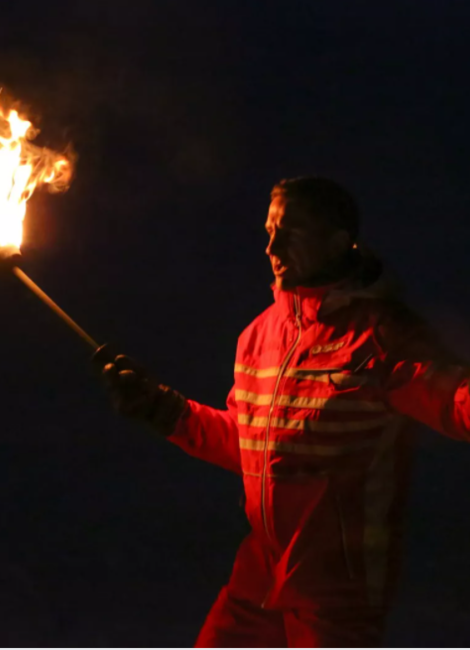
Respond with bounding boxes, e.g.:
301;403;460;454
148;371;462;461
0;104;72;249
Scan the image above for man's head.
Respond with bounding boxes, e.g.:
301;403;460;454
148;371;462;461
265;176;360;290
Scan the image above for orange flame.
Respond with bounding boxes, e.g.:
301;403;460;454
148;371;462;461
0;105;72;249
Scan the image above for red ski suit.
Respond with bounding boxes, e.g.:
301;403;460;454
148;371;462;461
169;276;470;646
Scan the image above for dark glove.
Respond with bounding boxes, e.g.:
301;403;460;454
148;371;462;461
93;344;188;437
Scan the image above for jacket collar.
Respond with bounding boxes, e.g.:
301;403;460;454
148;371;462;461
273;283;337;323
272;250;399;323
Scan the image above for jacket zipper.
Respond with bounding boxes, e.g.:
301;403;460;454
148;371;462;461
335;493;355;580
261;293;302;543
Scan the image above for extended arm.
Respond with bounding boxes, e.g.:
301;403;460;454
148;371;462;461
168;387;241;474
376;304;470;440
95;347;241;474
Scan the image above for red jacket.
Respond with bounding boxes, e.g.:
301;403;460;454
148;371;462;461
169;268;470;612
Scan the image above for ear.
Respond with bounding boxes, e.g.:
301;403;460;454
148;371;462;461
328;229;351;258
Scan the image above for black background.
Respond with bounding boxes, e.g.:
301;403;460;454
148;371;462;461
1;0;470;645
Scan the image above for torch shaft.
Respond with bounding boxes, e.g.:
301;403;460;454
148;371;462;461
12;266;99;351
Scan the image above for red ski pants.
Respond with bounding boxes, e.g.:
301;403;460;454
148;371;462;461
195;587;385;648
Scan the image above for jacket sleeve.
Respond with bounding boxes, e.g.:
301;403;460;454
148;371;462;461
167;386;241;474
375;303;470;441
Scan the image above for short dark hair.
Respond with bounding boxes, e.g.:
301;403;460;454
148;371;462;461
270;176;360;241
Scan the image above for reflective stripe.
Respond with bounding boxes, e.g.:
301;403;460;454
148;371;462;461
239;438;265;451
284;368;331;382
239;436;376;456
238;414;271;428
235;390;272;406
277;394;385;412
234;364;280;378
235;365;369;387
285;368;369;387
270;439;375;456
238;412;390;433
363;416;402;607
236;389;386;412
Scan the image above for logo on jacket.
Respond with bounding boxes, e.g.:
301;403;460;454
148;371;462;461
310;341;345;355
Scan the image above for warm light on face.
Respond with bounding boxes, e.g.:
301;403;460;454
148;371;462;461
265;196;341;289
0;105;72;249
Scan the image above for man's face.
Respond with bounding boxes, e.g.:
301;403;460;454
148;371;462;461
265;195;343;290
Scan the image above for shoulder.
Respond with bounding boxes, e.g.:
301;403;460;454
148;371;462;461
371;299;446;361
237;303;277;346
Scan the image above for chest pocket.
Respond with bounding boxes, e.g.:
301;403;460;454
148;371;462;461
279;350;386;423
284;352;378;390
328;353;378;390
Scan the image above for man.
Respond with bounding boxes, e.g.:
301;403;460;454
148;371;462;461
97;177;470;647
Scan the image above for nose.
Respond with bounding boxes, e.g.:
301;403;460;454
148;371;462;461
266;231;281;257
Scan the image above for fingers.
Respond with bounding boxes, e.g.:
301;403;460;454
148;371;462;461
92;343;115;368
96;350;157;419
114;355;144;373
103;364;143;391
93;346;142;374
102;362;120;389
100;352;145;384
116;368;140;384
102;358;149;417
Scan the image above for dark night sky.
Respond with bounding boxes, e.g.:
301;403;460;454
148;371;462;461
1;0;470;645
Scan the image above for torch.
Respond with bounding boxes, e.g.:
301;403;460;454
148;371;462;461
0;104;100;353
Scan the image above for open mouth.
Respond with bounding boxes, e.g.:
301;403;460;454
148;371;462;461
273;263;289;276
